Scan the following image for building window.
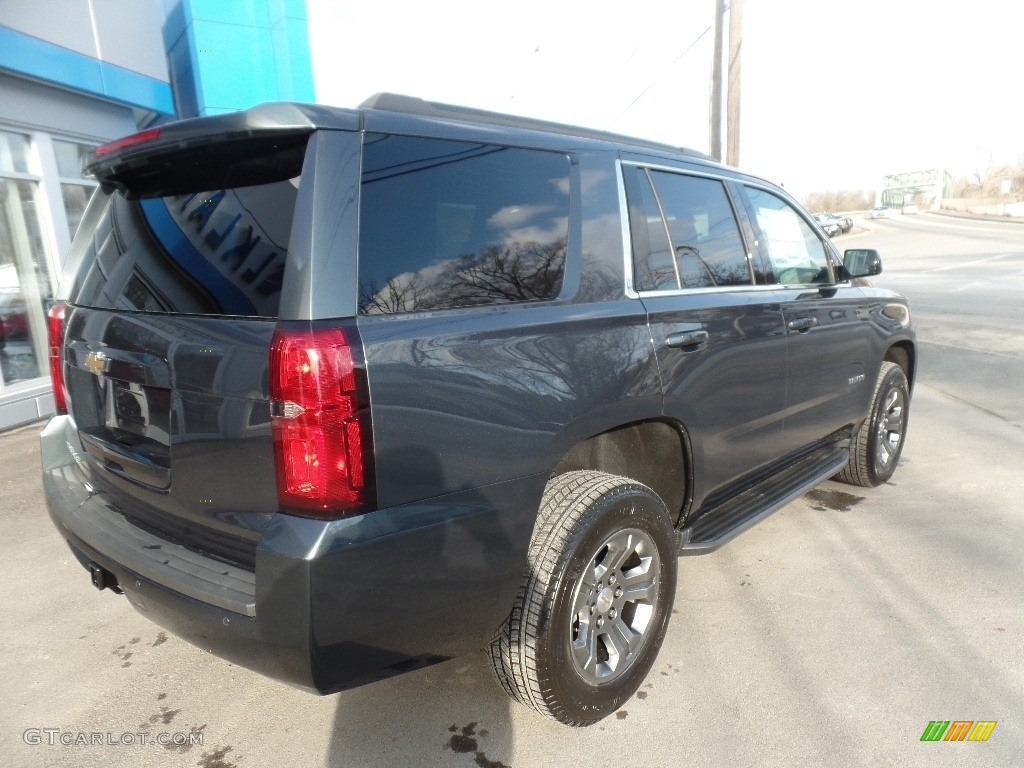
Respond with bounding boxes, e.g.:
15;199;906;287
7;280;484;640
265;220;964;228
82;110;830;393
53;139;98;241
0;129;53;388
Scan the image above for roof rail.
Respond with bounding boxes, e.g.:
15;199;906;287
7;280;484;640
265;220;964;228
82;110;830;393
358;93;712;160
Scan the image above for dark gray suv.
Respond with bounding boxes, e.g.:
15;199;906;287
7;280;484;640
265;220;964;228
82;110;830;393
41;94;915;726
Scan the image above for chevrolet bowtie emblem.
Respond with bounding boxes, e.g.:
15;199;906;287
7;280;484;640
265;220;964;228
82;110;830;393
84;350;108;376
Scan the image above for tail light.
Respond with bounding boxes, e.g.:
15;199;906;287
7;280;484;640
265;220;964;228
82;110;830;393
269;321;375;518
47;301;67;415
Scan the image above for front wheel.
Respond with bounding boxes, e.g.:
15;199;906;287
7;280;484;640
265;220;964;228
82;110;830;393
836;361;910;486
488;470;678;726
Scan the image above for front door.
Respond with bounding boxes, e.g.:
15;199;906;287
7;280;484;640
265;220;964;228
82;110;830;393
738;185;872;451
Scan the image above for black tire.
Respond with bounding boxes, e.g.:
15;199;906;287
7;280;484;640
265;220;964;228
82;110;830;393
835;361;910;487
488;470;678;726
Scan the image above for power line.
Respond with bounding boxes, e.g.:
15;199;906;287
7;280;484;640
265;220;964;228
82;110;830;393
607;5;729;130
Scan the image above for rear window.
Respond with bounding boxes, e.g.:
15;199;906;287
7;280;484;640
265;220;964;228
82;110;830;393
358;134;570;315
68;145;305;318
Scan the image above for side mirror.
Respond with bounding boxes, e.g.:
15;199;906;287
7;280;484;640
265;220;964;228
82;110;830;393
843;248;882;279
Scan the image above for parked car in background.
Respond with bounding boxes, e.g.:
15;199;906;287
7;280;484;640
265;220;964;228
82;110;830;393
813;213;842;237
0;292;31;352
869;206;890;219
832;214;853;233
41;94;916;726
0;296;29;339
901;203;919;215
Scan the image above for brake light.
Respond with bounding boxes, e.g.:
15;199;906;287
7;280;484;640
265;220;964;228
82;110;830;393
269;322;374;518
94;128;161;157
47;302;67;414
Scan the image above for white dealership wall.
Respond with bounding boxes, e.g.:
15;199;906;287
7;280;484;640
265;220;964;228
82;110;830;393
0;0;172;430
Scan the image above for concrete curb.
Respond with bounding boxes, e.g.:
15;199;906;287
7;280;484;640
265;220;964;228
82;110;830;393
931;209;1024;225
834;227;872;241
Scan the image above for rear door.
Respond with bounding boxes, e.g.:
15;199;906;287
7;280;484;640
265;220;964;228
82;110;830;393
620;162;789;513
59;130;316;569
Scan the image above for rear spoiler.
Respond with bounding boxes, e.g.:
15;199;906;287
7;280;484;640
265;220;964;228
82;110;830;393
85;102;359;198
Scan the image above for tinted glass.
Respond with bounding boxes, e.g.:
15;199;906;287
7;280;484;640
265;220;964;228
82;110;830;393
358;134;569;314
649;171;751;288
624;166;677;291
744;186;831;285
69;179;299;317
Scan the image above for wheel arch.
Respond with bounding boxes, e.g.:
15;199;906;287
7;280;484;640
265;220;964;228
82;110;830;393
548;418;692;528
885;340;915;390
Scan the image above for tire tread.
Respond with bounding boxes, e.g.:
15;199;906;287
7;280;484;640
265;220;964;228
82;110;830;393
487;470;654;725
836;361;901;486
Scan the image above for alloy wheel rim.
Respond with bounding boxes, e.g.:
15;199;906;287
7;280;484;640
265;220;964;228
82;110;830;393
568;527;660;685
876;386;905;468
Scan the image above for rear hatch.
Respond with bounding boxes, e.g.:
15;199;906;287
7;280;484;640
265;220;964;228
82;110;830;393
58;114;315;570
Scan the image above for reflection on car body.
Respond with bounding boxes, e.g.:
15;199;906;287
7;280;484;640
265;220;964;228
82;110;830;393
41;94;917;728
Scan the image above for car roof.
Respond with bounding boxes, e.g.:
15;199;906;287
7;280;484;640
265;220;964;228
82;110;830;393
355;95;787;189
357;93;713;158
91;94;787;197
142;94;716;161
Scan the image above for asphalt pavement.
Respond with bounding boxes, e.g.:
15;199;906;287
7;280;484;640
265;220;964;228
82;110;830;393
1;212;1021;767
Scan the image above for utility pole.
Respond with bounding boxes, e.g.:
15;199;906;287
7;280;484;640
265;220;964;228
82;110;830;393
709;0;725;161
726;0;743;167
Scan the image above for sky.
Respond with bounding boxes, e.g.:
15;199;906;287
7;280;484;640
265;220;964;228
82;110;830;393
307;0;1024;198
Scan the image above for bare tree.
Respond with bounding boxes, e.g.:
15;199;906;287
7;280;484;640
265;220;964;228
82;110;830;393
801;190;875;213
359;238;567;314
359;273;423;315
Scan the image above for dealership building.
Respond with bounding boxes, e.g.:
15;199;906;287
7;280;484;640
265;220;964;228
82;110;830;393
0;0;314;429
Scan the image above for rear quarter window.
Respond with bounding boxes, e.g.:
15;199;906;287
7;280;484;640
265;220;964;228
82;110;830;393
357;134;570;314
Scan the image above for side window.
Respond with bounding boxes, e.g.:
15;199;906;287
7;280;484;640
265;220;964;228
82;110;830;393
358;134;570;314
622;166;677;291
743;186;832;285
648;171;752;288
624;166;751;291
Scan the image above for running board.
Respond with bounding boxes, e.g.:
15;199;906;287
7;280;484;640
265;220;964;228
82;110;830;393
678;447;849;555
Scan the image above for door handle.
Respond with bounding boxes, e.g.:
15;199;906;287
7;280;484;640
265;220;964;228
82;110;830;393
665;330;709;349
787;317;818;332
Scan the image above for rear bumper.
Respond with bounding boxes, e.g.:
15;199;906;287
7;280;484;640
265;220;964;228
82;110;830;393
41;415;541;693
59;531;273;677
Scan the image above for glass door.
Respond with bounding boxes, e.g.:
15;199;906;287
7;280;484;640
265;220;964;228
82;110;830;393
0;130;54;390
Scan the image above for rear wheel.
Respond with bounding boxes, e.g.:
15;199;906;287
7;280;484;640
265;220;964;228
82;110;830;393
488;470;677;726
836;361;910;486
